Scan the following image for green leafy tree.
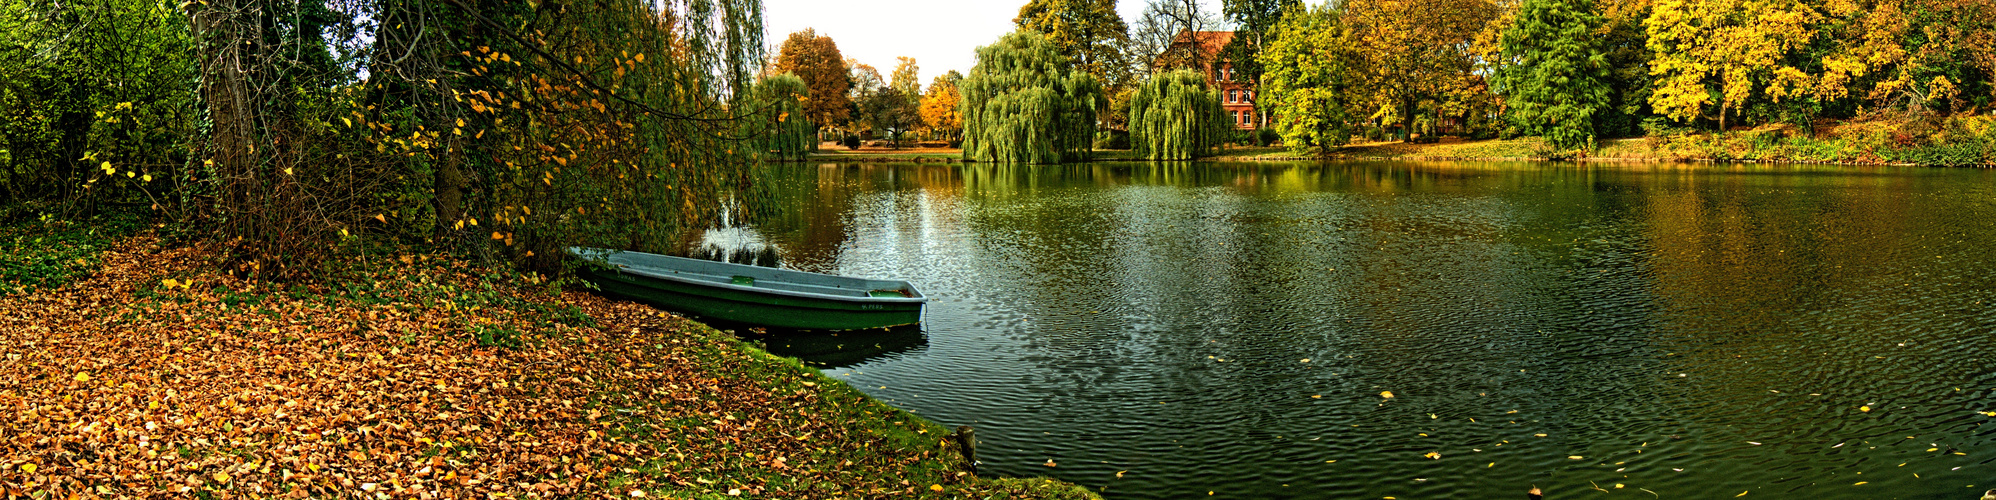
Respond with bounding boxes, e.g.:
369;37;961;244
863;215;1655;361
1015;0;1131;92
1499;0;1611;150
754;74;814;160
960;30;1103;164
1128;68;1229;160
1220;0;1303;123
1259;3;1353;153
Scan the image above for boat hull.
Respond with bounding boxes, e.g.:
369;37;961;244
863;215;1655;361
570;249;925;331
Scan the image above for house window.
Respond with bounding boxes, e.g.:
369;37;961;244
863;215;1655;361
1232;110;1241;125
1227;89;1237;103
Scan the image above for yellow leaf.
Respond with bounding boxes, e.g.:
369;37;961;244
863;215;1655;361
149;400;161;410
1860;406;1870;412
142;174;152;182
492;231;505;240
1044;459;1056;467
1737;491;1749;497
125;170;135;178
162;278;180;289
284;167;294;175
19;463;35;474
341;228;349;237
456;118;465;128
73;372;90;382
929;484;943;492
213;472;230;483
1380;391;1394;398
1424;452;1440;459
634;53;644;63
375;214;387;223
1854;482;1867;485
1568;455;1584;460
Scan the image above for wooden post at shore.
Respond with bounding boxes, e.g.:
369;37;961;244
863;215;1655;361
954;425;978;475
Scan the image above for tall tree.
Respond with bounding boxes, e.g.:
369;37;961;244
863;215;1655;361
775;29;852;133
1128;0;1214;73
1219;0;1302;124
960;30;1102;164
1015;0;1132;91
1260;3;1353;153
1645;0;1819;130
920;71;966;143
1499;0;1610;150
1341;0;1498;140
1128;68;1229;160
890;57;923;99
754;73;814;160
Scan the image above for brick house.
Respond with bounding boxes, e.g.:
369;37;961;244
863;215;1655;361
1162;30;1259;130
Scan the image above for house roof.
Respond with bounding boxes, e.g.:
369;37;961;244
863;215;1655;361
1170;30;1236;59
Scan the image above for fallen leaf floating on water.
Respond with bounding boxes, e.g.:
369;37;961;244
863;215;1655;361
1424;452;1441;459
1861;406;1871;412
1738;491;1750;497
1116;470;1126;478
1568;456;1585;460
1044;459;1057;467
1381;391;1394;399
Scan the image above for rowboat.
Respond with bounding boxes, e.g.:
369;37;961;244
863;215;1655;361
568;247;927;330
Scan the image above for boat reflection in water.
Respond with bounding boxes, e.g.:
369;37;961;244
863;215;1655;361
741;324;928;368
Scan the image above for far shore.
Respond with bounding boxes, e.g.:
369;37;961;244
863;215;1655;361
780;134;1990;168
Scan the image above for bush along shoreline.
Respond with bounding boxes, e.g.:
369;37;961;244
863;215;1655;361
0;219;1100;499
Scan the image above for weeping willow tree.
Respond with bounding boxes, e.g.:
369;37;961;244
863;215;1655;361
1128;69;1228;160
753;73;814;161
166;0;766;276
959;30;1102;164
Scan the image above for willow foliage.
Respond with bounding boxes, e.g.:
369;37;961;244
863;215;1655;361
0;0;770;277
960;30;1103;164
1128;69;1228;160
754;73;814;160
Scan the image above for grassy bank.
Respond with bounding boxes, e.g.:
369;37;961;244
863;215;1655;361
0;217;1098;499
1223;116;1996;166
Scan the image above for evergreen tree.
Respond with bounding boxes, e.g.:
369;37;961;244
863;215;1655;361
1128;69;1229;160
960;31;1103;164
1499;0;1611;150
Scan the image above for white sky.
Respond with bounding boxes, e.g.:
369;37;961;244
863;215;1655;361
762;0;1227;85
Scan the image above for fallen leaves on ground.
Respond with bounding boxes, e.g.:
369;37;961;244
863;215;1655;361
0;236;1097;499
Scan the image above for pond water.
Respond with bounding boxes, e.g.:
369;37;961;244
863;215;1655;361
742;161;1996;499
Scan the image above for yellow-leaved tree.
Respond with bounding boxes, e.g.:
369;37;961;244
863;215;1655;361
1645;0;1820;129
